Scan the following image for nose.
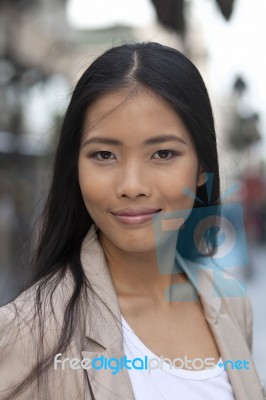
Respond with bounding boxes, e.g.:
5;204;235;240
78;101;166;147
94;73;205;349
115;161;152;199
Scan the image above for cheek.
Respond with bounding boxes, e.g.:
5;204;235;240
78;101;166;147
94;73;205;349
78;171;117;228
78;162;105;207
160;165;199;204
80;183;105;212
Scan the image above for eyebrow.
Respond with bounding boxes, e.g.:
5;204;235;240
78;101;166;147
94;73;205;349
82;134;187;147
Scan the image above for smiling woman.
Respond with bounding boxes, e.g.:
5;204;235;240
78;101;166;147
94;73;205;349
0;42;265;400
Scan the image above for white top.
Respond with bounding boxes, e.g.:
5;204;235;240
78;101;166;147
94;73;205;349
121;316;236;400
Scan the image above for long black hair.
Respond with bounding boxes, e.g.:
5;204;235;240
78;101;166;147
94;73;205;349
1;42;220;399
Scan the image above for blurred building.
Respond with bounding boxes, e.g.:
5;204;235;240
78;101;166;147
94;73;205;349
0;0;75;303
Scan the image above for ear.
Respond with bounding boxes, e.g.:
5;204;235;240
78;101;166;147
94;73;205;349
197;167;207;187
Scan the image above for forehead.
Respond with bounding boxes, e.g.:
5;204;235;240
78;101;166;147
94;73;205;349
82;88;192;144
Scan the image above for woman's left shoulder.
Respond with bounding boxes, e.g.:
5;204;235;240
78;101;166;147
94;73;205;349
215;268;253;351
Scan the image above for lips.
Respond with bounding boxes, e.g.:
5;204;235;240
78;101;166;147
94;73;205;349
110;208;162;225
111;208;162;216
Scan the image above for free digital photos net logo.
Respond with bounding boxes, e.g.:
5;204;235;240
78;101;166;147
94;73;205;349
151;173;249;301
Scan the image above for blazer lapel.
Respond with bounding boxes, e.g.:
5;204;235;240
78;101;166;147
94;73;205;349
80;224;135;400
175;252;265;400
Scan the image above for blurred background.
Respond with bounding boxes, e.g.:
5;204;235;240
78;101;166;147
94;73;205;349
0;0;265;385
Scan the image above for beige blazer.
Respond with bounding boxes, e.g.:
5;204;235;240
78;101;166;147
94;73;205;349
0;223;265;400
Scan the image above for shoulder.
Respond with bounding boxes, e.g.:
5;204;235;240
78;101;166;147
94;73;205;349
183;256;252;325
0;270;73;356
0;269;74;332
210;265;253;351
0;270;86;399
183;256;253;351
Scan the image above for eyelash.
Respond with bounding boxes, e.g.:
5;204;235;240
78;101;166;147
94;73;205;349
88;150;181;162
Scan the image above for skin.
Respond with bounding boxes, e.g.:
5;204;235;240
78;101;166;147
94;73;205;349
78;88;220;368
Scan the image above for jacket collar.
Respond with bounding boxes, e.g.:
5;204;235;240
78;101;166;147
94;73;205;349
80;224;135;399
80;223;123;349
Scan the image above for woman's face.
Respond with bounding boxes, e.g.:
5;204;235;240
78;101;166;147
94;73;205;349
78;89;205;254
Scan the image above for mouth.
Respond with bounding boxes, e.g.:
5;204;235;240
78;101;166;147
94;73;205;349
110;209;162;225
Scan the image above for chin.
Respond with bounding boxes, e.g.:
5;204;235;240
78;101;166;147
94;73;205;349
113;235;157;253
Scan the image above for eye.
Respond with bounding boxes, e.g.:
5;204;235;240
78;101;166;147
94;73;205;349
152;150;180;160
89;151;116;161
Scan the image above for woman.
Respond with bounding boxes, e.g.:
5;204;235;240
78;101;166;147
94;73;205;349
0;42;265;400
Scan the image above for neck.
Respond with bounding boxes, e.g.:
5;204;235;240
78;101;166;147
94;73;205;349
98;230;188;303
